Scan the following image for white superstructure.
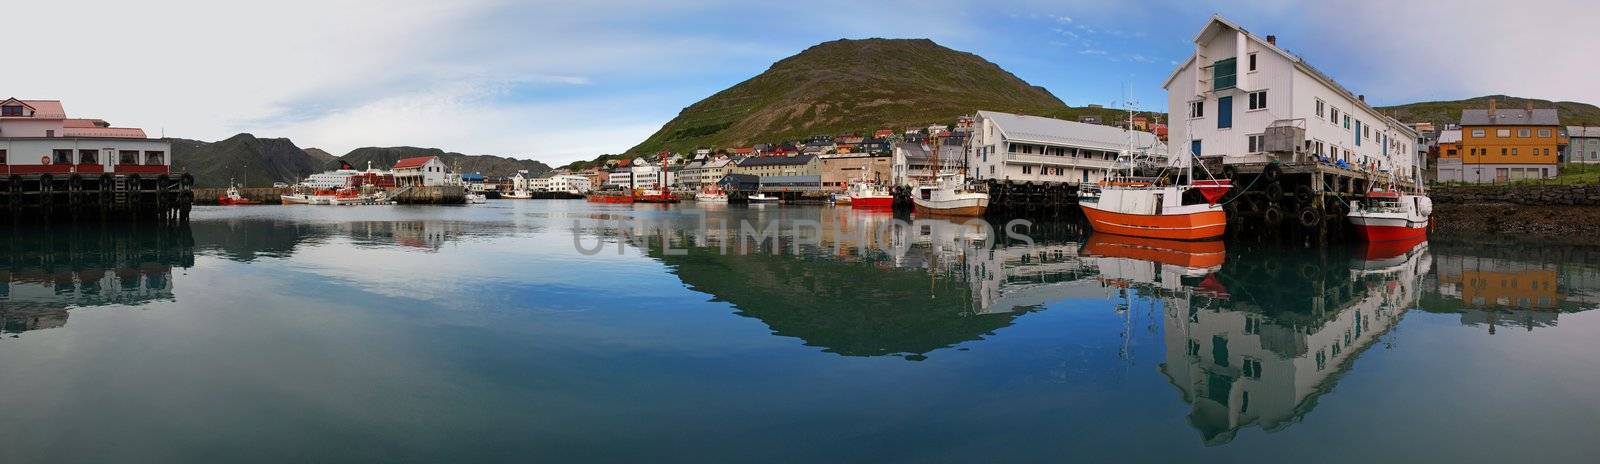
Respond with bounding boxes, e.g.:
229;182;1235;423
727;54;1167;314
1163;15;1418;178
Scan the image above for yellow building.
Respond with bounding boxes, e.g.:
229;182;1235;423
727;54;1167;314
1455;100;1564;183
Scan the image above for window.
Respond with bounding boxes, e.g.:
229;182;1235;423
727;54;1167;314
1191;139;1202;157
78;149;98;164
1497;129;1511;137
1315;99;1325;118
1343;114;1350;129
1248;52;1258;71
1502;148;1508;155
119;150;139;164
53;149;73;165
1217;96;1233;129
0;105;22;116
1242;358;1263;379
1539;128;1552;137
1022;165;1032;174
1355;120;1362;146
1331;108;1340;124
1213;57;1237;90
144;151;165;165
1519;128;1531;137
1247;134;1265;153
1189;100;1205;119
1512;148;1518;156
45;129;55;138
0;149;6;164
1247;90;1267;110
1472;129;1486;137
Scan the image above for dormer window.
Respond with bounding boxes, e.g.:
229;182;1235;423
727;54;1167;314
1;105;22;116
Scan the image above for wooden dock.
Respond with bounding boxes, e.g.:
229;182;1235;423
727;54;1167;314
1;173;193;222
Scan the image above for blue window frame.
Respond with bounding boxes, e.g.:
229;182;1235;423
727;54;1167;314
1191;139;1203;157
1217;96;1233;129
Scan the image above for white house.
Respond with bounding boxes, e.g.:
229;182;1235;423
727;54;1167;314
392;156;450;186
538;174;592;194
1163;15;1418;179
0;97;170;176
606;162;673;190
966;110;1166;185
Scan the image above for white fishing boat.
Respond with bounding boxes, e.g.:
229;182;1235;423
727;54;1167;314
1349;188;1431;241
465;191;487;204
909;133;988;217
746;193;779;203
503;189;533;199
1079;108;1231;240
280;193;311;204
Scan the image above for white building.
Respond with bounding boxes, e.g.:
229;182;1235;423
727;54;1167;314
606;162;673;190
534;174;592;194
1163;15;1418;178
0;98;170;176
392;156;450;186
966;110;1166;185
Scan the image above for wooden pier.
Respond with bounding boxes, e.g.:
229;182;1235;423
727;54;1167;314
0;173;193;223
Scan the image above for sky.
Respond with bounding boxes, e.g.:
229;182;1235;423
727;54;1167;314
8;0;1596;165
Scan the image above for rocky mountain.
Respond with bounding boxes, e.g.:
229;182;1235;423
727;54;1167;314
170;134;553;187
330;147;551;177
1378;95;1600;128
626;38;1068;155
169;133;324;188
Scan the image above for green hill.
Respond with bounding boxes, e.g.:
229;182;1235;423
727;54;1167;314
1378;95;1600;127
330;147;551;177
169;133;323;188
626;38;1069;155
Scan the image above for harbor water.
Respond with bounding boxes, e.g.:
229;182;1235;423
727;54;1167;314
2;200;1598;462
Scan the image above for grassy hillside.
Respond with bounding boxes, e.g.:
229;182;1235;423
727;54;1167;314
626;38;1069;155
332;147;551;177
169;133;323;188
1379;95;1600;127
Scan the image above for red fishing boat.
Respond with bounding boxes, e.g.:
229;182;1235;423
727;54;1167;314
845;176;894;208
216;183;258;205
1348;189;1431;241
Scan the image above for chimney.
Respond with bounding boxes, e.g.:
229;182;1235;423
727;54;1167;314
1358;95;1365;102
1266;35;1276;45
1525;101;1534;112
1489;97;1498;113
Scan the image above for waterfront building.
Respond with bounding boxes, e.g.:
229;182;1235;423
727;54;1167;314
732;154;819;178
965;110;1165;185
0;97;170;176
891;140;964;187
545;174;593;194
1163;15;1418;178
676;157;707;190
392;156;450;186
606;160;673;190
820;154;892;191
699;157;734;186
1455;100;1563;182
1435;129;1463;182
1565;126;1600;164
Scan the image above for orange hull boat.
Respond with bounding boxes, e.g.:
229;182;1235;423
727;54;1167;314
1082;234;1225;270
1080;207;1226;241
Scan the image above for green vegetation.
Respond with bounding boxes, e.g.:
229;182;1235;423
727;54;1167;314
1513;163;1600;185
1378;95;1600;127
625;38;1072;155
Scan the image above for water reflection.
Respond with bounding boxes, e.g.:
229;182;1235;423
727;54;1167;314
1;224;194;336
1424;241;1600;333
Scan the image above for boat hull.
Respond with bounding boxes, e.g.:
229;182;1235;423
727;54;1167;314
850;196;894;208
912;197;987;217
587;194;635;204
1349;216;1428;241
1080;206;1226;240
1082;234;1226;271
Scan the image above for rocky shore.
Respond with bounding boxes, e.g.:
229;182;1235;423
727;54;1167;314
1431;184;1600;243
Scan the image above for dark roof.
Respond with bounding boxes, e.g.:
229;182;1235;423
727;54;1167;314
1460;108;1559;126
893;141;964;161
737;154;816;167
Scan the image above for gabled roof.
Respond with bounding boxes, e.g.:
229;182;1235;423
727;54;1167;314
1164;15;1416;138
1438;130;1462;143
1568;126;1600;138
1461;109;1559;126
392;156;439;169
0;98;66;118
977;110;1165;154
62;127;147;138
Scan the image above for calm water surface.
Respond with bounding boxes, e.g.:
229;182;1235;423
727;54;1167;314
2;200;1597;463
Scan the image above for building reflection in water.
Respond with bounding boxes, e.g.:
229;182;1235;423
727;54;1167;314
0;224;194;336
1425;241;1600;333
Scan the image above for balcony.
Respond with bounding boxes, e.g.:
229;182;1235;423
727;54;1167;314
1212;57;1237;91
1003;152;1119;169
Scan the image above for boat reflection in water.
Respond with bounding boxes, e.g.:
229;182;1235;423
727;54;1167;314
1156;236;1430;445
0;225;194;336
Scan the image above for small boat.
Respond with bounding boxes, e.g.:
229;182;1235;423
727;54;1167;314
697;185;729;203
846;178;895;209
503;189;533;199
746;193;779;203
1079;109;1228;240
1348;188;1431;241
280;193;311;204
465;191;487;204
911;173;988;216
217;184;258;205
586;187;635;204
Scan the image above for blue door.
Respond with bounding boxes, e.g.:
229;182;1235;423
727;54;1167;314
1217;96;1233;129
1191;139;1202;157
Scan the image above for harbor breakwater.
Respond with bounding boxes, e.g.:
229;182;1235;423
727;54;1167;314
193;186;465;205
1431;183;1600;242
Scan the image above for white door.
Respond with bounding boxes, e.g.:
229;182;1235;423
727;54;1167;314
102;148;115;173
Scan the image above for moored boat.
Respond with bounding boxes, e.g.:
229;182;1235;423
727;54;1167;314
503;189;533;199
846;177;894;209
697;184;729;203
465;191;487;204
1348;189;1431;241
635;188;679;203
746;193;779;203
216;184;258;206
1079;108;1229;240
911;173;988;216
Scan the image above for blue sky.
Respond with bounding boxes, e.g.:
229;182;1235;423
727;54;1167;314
9;0;1593;165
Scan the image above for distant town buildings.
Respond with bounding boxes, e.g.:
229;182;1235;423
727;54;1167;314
1565;126;1600;164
